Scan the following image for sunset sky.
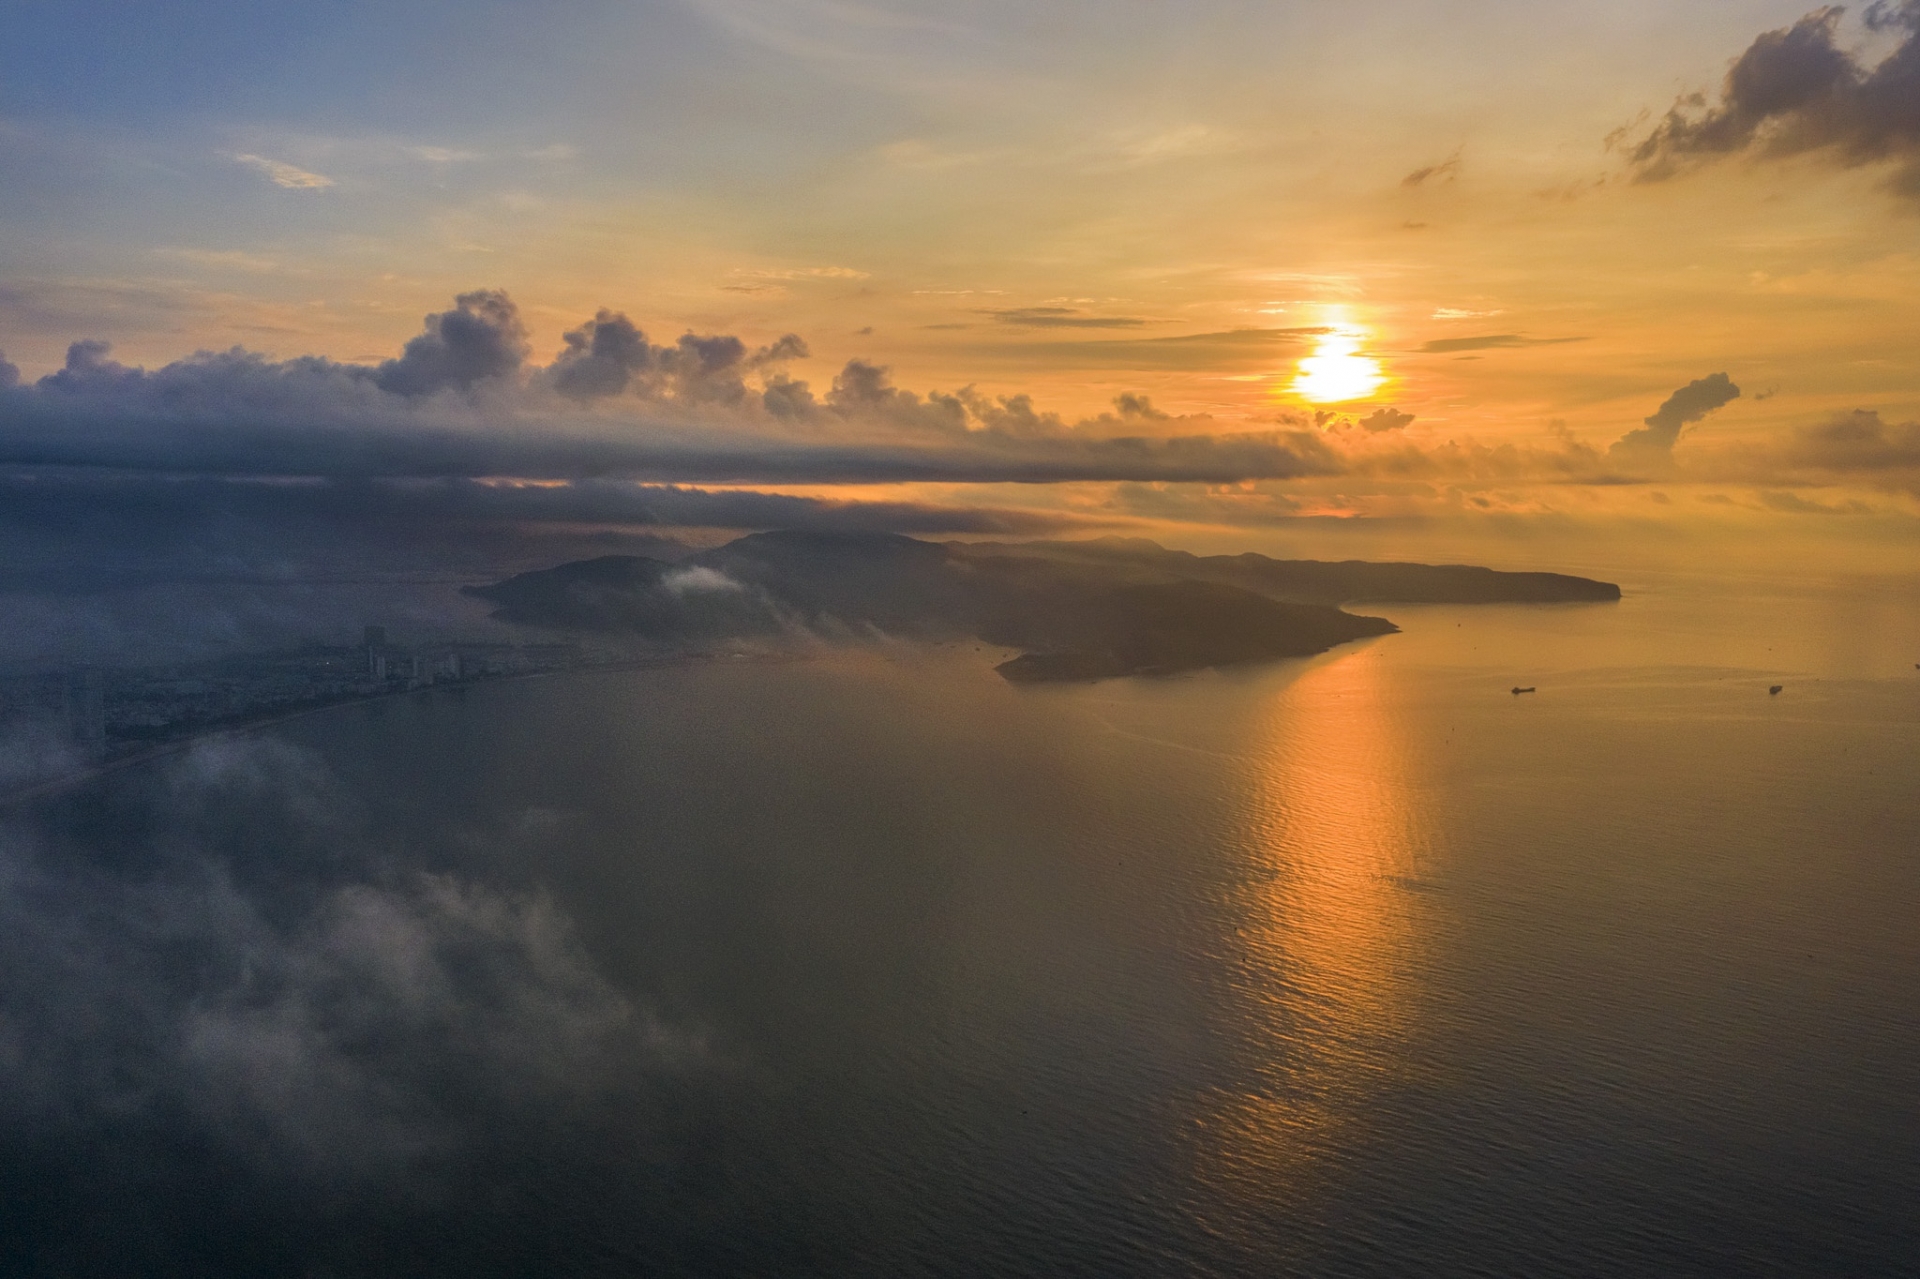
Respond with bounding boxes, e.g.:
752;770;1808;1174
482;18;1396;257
5;0;1919;555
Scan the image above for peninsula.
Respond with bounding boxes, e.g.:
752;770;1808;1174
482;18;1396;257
467;531;1620;683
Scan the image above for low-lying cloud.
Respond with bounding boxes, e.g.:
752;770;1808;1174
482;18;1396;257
1779;406;1920;472
0;736;684;1181
0;291;1333;486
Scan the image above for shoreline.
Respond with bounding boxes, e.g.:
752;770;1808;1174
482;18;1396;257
0;650;740;810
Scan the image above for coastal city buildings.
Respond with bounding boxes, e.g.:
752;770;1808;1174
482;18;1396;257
0;629;598;794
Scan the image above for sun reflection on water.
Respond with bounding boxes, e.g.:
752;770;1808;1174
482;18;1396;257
1192;651;1430;1215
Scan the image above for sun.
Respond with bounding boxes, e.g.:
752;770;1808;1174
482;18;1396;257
1291;322;1384;404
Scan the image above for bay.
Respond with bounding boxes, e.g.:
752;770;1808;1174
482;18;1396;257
3;565;1917;1276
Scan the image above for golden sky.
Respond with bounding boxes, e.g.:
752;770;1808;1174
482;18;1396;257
3;0;1919;552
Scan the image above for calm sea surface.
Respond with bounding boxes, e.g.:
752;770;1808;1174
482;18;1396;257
4;566;1919;1276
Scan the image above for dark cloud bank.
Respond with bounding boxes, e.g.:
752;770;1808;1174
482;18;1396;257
0;291;1335;487
1629;2;1920;199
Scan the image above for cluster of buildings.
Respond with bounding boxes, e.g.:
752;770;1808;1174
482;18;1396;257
360;627;585;687
0;627;594;793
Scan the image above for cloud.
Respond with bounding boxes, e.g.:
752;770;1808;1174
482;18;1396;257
0;351;17;390
409;145;481;164
1402;150;1461;187
0;733;695;1235
0;291;1340;486
1356;407;1415;433
231;153;335;190
1417;334;1587;353
972;327;1324;370
1779;407;1920;472
1610;372;1742;459
549;310;651;400
373;290;529;397
1627;3;1920;200
548;319;809;404
156;247;281;274
1112;393;1169;421
731;265;869;281
661;564;745;596
1757;488;1874;514
983;307;1150;329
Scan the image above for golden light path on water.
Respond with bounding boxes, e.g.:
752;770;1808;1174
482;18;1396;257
1290;317;1386;404
1193;648;1431;1220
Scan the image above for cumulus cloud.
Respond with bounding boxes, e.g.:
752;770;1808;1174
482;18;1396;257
1610;372;1742;460
1628;3;1920;200
550;309;651;400
373;290;529;397
0;290;1335;486
0;351;17;389
1112;392;1169;420
549;315;807;404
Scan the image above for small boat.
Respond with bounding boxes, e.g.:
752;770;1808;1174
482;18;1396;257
1769;685;1782;695
1511;686;1536;695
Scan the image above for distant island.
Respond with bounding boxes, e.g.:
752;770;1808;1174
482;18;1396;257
467;530;1620;683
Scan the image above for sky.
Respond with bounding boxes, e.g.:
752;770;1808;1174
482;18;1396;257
3;0;1920;573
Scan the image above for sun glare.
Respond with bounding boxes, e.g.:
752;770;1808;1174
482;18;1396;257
1291;322;1384;404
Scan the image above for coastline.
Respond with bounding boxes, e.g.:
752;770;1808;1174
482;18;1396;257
0;650;746;810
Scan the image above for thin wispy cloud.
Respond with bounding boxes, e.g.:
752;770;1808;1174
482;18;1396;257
1402;150;1461;187
231;153;335;190
983;307;1151;329
156;248;280;273
1417;334;1586;353
730;265;870;281
411;146;482;164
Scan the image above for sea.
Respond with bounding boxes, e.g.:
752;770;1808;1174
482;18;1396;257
2;562;1917;1276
